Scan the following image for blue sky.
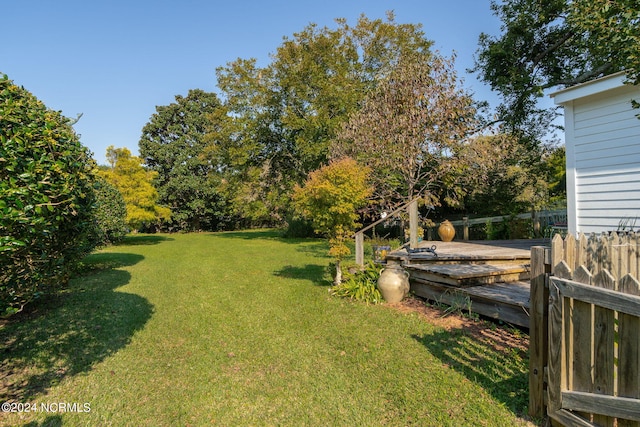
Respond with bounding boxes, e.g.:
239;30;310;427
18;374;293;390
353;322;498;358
4;0;504;165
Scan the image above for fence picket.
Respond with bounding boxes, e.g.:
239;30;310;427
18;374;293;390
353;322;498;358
632;233;640;280
574;265;592;285
611;233;621;281
552;234;565;273
540;232;640;426
548;278;564;414
618;274;640;427
565;233;576;273
577;233;589;271
554;257;576;396
592;269;617;427
554;260;572;280
571;288;594;422
619;234;631;284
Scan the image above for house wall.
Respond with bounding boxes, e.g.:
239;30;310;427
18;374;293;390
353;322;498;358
554;74;640;234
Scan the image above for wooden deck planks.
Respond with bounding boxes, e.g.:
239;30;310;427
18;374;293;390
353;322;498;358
388;239;547;263
396;239;549;328
407;263;530;286
414;238;546;257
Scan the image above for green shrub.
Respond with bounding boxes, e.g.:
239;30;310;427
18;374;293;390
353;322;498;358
93;176;128;245
0;74;97;316
330;261;382;304
485;216;532;240
282;216;318;238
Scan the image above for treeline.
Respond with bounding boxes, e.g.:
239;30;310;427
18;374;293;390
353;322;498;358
3;2;637;316
96;0;640;234
119;13;565;235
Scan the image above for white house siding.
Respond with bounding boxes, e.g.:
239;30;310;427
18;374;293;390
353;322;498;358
553;73;640;235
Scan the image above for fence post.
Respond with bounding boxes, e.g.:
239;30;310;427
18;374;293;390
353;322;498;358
529;246;550;418
463;216;469;240
355;232;364;266
409;199;418;249
532;209;541;238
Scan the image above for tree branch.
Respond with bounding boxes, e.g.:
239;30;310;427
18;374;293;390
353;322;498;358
532;30;575;66
549;62;614;88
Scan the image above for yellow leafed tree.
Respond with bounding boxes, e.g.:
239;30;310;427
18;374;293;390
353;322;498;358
293;158;372;285
99;146;171;231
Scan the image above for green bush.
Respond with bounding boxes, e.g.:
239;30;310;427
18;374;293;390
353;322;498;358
330;261;382;304
282;216;318;238
485;216;532;240
93;176;128;245
0;74;97;316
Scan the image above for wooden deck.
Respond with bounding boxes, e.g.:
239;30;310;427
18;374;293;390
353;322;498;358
388;239;547;262
388;239;549;328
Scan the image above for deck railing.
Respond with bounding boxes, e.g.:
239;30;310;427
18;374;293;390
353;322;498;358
354;206;567;266
354;198;420;266
445;209;567;240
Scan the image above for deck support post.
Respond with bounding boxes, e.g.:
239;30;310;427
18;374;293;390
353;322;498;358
463;217;469;240
532;209;541;237
409;199;418;250
355;231;364;266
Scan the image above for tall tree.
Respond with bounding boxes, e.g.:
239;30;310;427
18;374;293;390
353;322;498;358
331;52;478;212
139;89;230;231
214;13;433;224
456;134;550;216
99;146;171;231
474;0;640;144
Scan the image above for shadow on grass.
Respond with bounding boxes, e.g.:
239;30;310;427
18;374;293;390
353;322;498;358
213;229;330;258
273;264;329;286
23;415;62;426
213;229;283;240
77;252;144;274
0;253;153;403
117;234;174;246
412;328;529;417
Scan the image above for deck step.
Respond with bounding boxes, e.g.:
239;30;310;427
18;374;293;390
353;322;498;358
406;262;531;287
397;254;530;266
410;279;530;328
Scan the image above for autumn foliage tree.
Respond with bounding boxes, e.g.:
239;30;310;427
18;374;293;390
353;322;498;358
215;13;433;225
331;52;478;212
99;146;171;231
293;158;372;285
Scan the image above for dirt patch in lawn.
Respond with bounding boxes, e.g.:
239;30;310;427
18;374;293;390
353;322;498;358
388;295;529;354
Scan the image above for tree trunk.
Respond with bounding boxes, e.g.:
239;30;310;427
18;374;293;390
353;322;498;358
334;259;342;286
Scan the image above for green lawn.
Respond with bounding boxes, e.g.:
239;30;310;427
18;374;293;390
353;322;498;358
1;231;534;426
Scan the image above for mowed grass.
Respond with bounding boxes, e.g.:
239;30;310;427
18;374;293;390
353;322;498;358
1;231;533;426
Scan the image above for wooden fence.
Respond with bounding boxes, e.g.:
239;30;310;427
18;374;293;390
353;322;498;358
529;233;640;426
445;209;567;240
